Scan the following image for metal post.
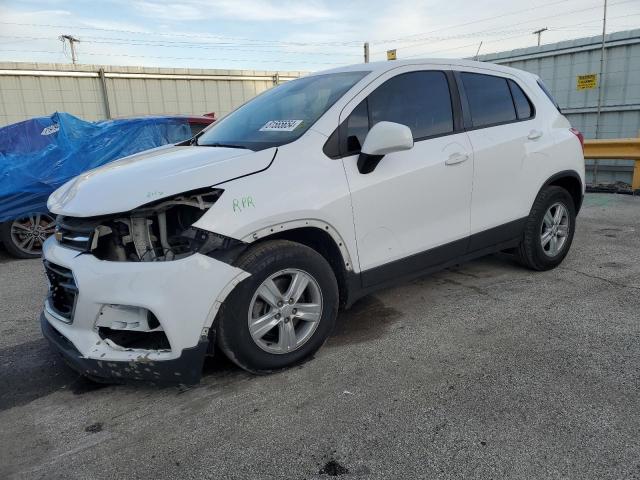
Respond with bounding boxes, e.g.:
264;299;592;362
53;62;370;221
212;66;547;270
473;41;483;61
593;0;608;185
98;68;111;119
59;34;80;64
532;28;548;47
364;42;370;63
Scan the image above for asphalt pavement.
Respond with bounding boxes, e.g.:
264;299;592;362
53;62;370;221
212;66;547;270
1;193;639;479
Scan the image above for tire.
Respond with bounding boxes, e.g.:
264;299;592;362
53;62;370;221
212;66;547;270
0;214;56;259
516;186;576;271
216;239;339;373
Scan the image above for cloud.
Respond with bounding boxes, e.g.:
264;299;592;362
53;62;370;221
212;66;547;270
131;0;336;23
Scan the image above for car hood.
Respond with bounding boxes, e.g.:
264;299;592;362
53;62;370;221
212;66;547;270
48;145;275;217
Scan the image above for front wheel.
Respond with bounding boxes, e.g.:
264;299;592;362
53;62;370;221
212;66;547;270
216;240;339;373
516;186;576;271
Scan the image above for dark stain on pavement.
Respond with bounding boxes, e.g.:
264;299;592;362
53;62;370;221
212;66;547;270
599;261;625;269
0;338;96;412
329;295;402;347
319;459;349;476
71;377;109;395
84;422;103;433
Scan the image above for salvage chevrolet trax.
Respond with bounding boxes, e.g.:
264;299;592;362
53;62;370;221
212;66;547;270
41;59;585;384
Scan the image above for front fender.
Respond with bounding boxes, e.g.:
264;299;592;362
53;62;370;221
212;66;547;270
192;132;360;273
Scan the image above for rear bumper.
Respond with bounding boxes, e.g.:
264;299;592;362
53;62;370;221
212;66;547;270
41;313;208;384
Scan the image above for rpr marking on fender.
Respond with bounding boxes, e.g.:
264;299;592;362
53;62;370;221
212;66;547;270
233;196;256;213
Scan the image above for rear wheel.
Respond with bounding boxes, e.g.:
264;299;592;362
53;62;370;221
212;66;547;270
0;213;56;259
216;240;339;373
516;186;576;271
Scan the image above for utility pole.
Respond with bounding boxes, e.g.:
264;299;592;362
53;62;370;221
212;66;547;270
532;27;548;47
364;42;370;63
473;41;483;61
59;34;80;64
593;0;608;185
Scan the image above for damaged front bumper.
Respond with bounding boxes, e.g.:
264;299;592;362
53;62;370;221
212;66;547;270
40;313;209;384
40;236;249;384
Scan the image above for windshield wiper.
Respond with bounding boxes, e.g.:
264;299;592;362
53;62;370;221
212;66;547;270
199;142;249;149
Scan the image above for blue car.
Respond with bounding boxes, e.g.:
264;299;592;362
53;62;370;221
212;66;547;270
0;112;214;258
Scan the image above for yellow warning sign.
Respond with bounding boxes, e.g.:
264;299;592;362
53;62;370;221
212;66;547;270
387;49;397;61
577;74;597;90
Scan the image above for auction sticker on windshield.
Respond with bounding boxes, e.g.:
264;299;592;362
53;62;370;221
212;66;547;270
260;120;303;131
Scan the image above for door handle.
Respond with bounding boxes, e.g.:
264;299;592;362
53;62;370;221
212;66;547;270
445;152;469;166
528;129;543;140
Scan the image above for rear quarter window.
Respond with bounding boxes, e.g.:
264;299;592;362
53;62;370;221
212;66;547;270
508;80;534;120
537;79;561;112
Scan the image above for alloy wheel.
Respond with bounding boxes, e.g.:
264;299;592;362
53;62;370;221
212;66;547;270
540;202;569;257
248;268;323;354
9;213;56;256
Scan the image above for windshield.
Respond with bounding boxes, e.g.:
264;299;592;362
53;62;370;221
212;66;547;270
197;71;369;150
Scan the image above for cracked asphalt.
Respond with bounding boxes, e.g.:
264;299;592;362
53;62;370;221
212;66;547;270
1;193;639;479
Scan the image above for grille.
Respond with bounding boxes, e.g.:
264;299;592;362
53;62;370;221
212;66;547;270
55;216;97;251
43;260;78;322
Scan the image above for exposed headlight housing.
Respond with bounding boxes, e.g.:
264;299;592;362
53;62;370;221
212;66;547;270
56;188;231;262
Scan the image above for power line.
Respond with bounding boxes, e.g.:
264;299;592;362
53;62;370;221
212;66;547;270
410;0;635;50
387;0;637;57
0;49;342;66
0;21;362;47
371;0;574;44
0;0;606;50
0;35;362;57
82;40;362;57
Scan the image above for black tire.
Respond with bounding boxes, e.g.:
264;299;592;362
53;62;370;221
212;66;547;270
516;186;576;271
216;240;339;373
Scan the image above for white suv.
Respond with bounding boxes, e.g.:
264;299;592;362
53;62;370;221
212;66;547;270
41;59;585;384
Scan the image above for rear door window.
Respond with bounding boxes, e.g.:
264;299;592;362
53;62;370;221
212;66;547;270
461;72;517;128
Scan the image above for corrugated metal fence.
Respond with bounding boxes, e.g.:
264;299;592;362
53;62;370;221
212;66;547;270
0;62;303;127
479;29;640;186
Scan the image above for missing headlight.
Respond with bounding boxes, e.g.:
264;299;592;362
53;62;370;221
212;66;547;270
87;188;229;262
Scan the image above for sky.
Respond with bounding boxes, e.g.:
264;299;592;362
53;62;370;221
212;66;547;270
0;0;639;72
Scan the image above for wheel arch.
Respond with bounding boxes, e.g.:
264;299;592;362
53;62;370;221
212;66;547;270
248;223;354;309
539;170;584;213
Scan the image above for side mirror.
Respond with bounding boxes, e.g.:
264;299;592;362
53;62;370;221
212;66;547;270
358;121;413;174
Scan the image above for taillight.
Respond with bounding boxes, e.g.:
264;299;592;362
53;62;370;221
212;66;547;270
570;127;584;152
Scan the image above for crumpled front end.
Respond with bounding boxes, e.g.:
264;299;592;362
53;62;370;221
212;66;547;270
40;187;250;384
41;237;249;384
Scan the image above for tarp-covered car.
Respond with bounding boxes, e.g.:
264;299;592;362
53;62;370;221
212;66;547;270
0;112;214;258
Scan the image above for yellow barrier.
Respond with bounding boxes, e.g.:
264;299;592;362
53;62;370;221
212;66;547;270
583;137;640;190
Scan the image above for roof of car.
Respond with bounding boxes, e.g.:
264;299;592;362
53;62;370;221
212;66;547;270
311;58;535;80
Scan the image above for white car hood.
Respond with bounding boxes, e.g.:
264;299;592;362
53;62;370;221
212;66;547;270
48;145;275;217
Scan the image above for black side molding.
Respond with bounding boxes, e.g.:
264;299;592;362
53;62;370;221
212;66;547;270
344;217;528;307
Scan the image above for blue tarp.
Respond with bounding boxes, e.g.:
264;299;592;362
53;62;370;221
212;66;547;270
0;112;191;222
